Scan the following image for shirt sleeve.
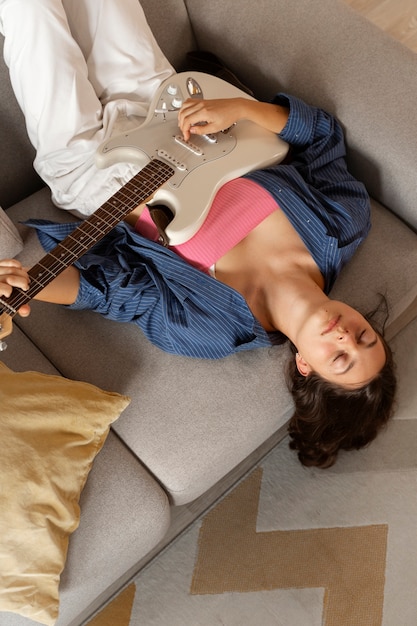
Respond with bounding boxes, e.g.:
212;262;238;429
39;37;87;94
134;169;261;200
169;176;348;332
24;220;273;359
273;93;360;195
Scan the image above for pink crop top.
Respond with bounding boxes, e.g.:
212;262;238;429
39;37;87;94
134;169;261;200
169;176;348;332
134;177;279;275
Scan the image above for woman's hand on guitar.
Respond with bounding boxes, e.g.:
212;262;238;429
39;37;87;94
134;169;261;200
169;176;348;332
178;97;244;141
178;97;290;142
0;259;31;317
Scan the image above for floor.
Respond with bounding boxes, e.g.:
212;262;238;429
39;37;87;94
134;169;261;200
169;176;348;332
344;0;417;52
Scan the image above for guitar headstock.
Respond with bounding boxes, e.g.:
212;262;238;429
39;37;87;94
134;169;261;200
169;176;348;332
0;311;13;351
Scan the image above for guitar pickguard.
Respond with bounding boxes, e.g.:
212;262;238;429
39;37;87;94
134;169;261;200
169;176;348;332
99;118;237;190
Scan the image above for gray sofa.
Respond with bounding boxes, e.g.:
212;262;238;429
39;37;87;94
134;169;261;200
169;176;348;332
1;0;417;624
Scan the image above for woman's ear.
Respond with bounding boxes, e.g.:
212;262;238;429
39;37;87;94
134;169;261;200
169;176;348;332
295;352;312;377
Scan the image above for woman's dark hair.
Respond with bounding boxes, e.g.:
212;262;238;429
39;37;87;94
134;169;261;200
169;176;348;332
285;298;397;469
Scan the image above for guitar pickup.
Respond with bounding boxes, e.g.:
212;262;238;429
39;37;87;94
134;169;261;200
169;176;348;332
157;149;187;171
174;135;204;155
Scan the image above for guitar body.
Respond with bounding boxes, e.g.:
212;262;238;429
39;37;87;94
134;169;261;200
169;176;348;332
95;72;289;244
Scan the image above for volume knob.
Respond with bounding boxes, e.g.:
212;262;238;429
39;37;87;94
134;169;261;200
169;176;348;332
171;96;183;109
167;83;178;95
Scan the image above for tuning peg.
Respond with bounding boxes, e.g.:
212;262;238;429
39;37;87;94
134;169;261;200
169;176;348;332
0;340;8;351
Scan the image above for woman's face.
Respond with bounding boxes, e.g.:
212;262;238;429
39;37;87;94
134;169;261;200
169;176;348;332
295;301;387;387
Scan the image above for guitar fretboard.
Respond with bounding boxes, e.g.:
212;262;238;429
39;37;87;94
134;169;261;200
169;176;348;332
0;159;174;316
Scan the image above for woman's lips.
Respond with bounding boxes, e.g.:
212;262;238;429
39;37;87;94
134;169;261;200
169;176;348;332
322;315;341;335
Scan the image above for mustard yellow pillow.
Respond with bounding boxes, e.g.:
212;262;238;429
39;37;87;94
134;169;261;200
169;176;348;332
0;362;130;626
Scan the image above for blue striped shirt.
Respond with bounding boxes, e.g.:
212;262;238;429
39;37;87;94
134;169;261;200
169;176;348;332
29;93;370;359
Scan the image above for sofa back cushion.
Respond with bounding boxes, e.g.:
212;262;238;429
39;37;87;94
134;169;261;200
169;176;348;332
184;0;417;233
0;39;44;209
140;0;196;68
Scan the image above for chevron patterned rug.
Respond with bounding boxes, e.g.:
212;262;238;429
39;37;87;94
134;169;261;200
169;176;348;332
86;317;417;626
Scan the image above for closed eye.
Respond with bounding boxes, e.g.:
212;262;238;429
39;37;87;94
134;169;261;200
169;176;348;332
332;332;379;376
334;355;355;374
357;330;378;348
332;351;352;373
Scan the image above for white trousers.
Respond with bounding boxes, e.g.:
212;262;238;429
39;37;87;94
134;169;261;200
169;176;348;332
0;0;174;216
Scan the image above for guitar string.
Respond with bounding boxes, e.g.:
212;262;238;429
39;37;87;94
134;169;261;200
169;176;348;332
0;160;174;315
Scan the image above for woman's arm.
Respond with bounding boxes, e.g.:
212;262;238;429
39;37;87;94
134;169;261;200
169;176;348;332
178;97;289;141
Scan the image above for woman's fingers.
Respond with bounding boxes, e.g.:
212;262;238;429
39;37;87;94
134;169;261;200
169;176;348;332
178;98;240;140
0;260;31;316
0;260;29;290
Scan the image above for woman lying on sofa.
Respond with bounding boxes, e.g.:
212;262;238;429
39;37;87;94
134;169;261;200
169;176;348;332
0;0;396;468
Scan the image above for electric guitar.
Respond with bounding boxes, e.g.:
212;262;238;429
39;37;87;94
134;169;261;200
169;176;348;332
95;71;289;244
0;72;288;347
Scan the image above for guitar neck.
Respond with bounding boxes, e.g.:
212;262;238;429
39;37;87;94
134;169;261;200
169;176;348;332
0;159;174;317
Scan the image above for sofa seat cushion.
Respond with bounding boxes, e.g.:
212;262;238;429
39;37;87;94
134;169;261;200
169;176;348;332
7;192;295;505
7;190;416;506
330;200;417;322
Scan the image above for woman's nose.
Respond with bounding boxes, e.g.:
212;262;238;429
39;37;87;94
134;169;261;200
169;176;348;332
336;327;359;349
336;325;349;340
